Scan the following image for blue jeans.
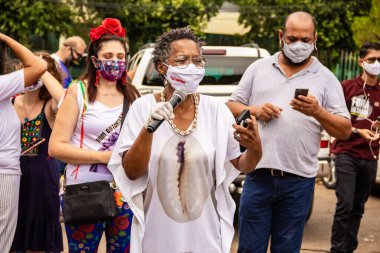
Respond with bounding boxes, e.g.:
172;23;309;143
238;169;315;253
330;153;377;253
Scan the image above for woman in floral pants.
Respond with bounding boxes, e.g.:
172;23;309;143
65;202;132;252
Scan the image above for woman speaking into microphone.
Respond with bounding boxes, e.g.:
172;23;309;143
109;27;262;253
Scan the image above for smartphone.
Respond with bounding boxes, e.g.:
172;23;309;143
236;109;251;128
294;88;309;100
236;109;251;152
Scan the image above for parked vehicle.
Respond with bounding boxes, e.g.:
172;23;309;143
318;134;380;190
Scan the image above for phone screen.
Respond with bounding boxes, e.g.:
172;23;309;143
294;88;309;100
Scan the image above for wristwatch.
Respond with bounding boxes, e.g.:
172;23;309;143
352;128;359;134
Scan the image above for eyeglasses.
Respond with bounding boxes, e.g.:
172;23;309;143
70;47;84;60
364;57;380;64
166;56;206;69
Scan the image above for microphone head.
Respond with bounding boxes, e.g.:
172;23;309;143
173;89;187;102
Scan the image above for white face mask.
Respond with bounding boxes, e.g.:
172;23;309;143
25;79;44;92
363;60;380;76
282;39;315;63
164;63;205;94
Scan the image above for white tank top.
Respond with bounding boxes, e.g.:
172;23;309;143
66;81;123;185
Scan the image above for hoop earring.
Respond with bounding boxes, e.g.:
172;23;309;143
95;70;100;86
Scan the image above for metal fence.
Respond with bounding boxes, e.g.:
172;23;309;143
334;50;360;81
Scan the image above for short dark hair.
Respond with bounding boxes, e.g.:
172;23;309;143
283;11;316;34
152;26;205;70
358;42;380;59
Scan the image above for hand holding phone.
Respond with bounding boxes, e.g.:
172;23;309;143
294;88;309;100
236;109;251;152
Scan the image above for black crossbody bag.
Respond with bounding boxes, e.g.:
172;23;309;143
63;97;129;225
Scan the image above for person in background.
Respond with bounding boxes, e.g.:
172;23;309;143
330;42;380;253
0;32;46;252
9;52;65;253
108;26;262;253
49;18;139;252
227;11;352;253
51;36;86;88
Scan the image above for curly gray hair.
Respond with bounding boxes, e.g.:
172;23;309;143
152;27;205;70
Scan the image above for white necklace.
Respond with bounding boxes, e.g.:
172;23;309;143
161;88;199;136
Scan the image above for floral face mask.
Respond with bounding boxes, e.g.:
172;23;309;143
95;59;126;82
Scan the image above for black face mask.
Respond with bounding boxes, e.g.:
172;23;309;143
69;47;83;67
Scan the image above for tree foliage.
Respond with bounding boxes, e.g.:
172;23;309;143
351;0;380;47
230;0;372;66
70;0;224;53
0;0;75;47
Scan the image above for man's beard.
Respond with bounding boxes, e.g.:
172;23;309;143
281;48;311;67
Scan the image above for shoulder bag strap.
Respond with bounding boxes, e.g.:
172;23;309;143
120;96;129;130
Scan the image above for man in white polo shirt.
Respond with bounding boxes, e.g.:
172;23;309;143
227;11;351;253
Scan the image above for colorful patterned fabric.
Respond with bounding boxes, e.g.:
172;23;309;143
21;113;43;156
65;201;132;253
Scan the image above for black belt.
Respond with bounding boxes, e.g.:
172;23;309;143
254;169;295;177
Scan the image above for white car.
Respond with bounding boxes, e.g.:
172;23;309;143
128;44;271;101
319;133;380;189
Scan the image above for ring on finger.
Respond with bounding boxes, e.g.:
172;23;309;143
234;133;241;141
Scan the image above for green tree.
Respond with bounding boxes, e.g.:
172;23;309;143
231;0;372;67
0;0;76;49
71;0;224;53
351;0;380;46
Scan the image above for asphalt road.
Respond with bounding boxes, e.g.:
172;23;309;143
63;180;380;253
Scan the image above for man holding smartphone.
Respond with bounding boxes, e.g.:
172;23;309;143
227;11;351;253
329;42;380;253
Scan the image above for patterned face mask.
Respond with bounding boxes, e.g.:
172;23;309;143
95;59;126;82
282;39;315;63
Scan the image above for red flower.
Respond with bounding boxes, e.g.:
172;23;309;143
107;225;119;236
89;25;107;42
89;18;126;42
114;216;130;230
78;224;95;233
72;230;86;241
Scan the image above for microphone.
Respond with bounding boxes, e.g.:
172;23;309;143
146;89;187;133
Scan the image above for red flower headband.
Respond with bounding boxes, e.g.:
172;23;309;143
89;18;126;42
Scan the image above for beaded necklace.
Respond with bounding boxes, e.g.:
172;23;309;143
161;88;199;136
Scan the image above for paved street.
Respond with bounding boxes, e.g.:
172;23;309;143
63;181;380;253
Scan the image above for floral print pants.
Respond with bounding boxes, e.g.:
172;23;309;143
65;202;133;253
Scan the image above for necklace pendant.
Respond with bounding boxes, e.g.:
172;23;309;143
24;117;29;123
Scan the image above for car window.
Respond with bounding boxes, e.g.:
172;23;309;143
142;55;260;86
128;51;144;72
